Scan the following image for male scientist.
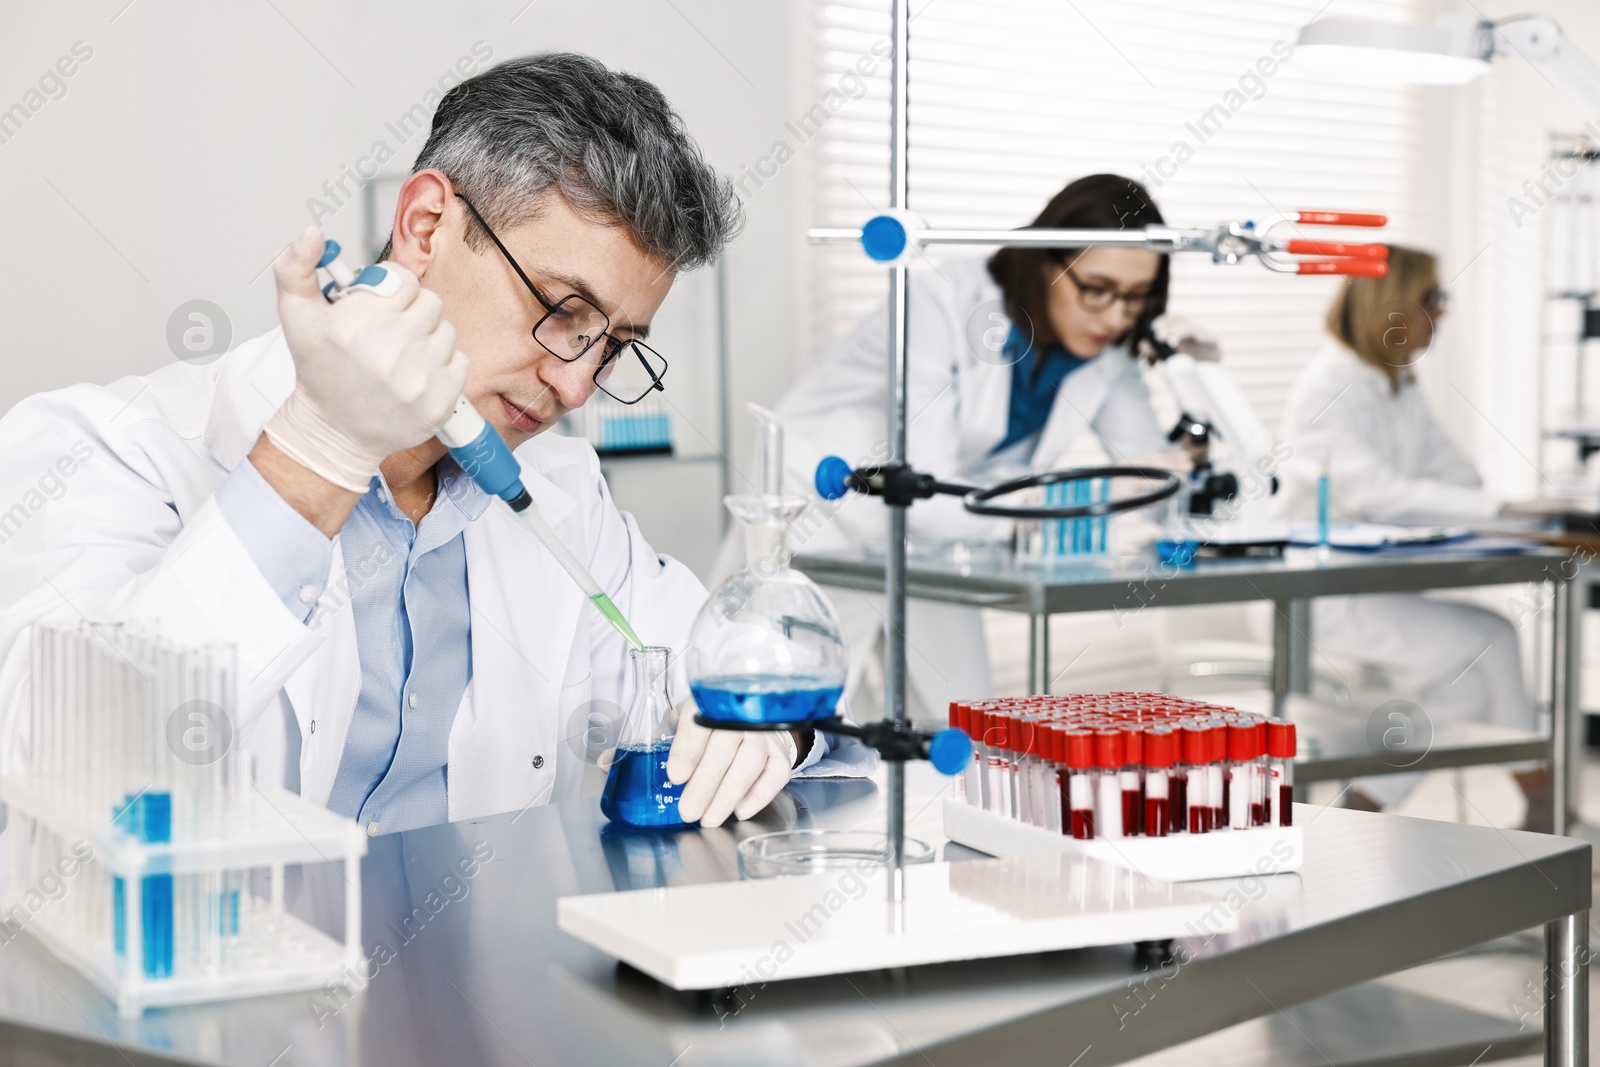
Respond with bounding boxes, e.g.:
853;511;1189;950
0;53;864;835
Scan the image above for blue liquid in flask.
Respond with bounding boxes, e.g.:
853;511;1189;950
600;741;692;830
691;673;844;725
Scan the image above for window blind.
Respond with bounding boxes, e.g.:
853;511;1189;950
803;0;1435;441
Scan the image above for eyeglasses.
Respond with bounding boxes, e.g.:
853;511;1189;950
1059;263;1151;315
455;193;667;405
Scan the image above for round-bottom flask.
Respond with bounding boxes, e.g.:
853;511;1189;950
600;646;692;831
687;495;847;726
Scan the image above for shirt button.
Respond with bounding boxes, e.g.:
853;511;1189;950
367;821;380;837
309;720;317;734
376;486;388;503
531;755;545;769
408;692;418;709
297;585;318;604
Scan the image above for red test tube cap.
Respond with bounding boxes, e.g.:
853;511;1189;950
1120;725;1143;766
1145;727;1177;769
1094;729;1123;770
1182;724;1209;764
1226;721;1257;761
1267;720;1297;758
1065;730;1094;769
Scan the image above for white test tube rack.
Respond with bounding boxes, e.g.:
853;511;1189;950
0;622;367;1017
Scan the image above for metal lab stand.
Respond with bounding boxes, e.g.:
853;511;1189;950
794;544;1584;833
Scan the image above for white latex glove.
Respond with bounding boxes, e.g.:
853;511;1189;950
264;225;469;492
666;699;799;828
1143;313;1221;363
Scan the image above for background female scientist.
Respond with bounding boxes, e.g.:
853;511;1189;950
773;173;1218;720
1274;245;1548;828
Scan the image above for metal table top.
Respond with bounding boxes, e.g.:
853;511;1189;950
0;768;1587;1067
793;543;1573;614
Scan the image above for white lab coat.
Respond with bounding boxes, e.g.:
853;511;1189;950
773;258;1169;713
1273;340;1531;805
0;330;710;822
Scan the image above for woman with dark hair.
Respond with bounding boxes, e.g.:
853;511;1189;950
773;174;1220;717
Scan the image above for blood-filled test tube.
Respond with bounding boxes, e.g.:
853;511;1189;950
1063;729;1095;839
1094;729;1124;838
1250;719;1269;827
1207;721;1227;831
1120;724;1144;836
1143;727;1175;838
1267;720;1297;826
1169;723;1189;833
1183;722;1212;833
1226;720;1256;831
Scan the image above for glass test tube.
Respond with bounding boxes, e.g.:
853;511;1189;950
1093;730;1124;839
1184;723;1211;833
1119;724;1143;837
1063;729;1095;839
1143;727;1176;838
1267;720;1297;826
1226;721;1256;831
1207;721;1227;832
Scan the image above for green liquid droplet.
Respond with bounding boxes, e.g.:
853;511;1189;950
590;592;643;650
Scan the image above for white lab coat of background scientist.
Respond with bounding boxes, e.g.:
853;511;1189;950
767;175;1213;720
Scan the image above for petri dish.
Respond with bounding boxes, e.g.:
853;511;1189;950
736;829;935;879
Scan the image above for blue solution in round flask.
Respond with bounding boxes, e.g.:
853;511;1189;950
686;405;849;727
690;673;843;725
600;646;693;831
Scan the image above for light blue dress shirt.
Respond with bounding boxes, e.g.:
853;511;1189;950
216;457;487;834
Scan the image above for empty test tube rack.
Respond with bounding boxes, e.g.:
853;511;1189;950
0;622;367;1017
943;693;1304;882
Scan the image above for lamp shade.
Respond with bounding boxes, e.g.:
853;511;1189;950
1295;16;1494;85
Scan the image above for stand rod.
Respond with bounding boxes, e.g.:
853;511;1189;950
883;0;912;903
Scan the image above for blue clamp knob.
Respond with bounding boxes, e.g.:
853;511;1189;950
317;240;341;269
353;263;389;288
815;456;854;501
860;214;909;263
927;728;973;777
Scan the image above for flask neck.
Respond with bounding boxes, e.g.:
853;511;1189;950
626;645;675;744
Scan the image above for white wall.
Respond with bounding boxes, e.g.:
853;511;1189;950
1423;0;1600;500
0;0;806;578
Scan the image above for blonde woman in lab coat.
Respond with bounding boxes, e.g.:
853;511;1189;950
1275;246;1547;827
776;174;1209;718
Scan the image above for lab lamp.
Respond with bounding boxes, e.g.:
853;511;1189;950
1296;13;1600;109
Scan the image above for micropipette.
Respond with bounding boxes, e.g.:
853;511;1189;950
316;241;644;651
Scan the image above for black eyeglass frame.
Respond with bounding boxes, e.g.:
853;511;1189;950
1059;263;1153;314
454;192;667;405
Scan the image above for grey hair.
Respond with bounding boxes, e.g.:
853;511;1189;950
392;52;741;271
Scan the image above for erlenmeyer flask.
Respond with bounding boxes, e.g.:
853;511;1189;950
687;406;846;725
600;646;691;830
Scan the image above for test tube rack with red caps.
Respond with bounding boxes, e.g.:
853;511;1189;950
943;694;1304;882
